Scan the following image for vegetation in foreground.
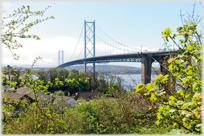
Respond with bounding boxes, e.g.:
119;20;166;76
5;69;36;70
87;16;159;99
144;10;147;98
3;90;174;134
135;16;202;134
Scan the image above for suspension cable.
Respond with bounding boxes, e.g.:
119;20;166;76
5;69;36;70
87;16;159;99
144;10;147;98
76;48;83;59
69;25;84;61
96;34;139;53
95;23;140;52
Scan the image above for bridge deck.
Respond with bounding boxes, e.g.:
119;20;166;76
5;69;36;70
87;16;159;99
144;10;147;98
56;50;177;68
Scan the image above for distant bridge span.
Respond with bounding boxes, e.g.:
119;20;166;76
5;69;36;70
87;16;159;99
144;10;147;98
57;50;175;68
56;50;177;84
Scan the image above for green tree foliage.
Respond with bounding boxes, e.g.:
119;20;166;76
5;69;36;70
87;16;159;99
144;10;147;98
2;65;22;88
135;22;202;134
36;70;48;83
47;68;58;83
54;90;65;96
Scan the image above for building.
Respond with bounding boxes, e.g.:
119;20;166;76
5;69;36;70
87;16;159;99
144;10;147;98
72;91;102;101
53;95;78;108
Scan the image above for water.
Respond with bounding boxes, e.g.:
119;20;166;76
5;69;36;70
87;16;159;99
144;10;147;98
116;74;157;89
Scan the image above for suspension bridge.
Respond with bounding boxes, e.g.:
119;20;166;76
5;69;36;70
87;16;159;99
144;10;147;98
56;20;177;84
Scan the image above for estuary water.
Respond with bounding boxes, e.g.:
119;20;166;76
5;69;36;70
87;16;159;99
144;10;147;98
116;74;157;89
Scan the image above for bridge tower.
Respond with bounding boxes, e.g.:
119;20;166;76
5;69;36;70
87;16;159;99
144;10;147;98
58;50;64;66
84;20;95;72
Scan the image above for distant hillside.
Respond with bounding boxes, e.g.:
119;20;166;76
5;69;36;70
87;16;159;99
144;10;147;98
66;65;158;75
6;65;159;75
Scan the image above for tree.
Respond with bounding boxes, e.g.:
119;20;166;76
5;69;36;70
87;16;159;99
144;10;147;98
135;22;202;134
36;70;48;83
2;5;56;131
54;90;65;96
98;74;106;86
108;75;116;84
116;76;124;86
2;5;54;60
48;68;58;82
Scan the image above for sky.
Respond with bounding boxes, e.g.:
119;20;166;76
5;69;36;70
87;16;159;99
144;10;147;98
1;1;203;68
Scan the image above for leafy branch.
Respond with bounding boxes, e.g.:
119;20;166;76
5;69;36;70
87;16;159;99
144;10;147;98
2;5;55;60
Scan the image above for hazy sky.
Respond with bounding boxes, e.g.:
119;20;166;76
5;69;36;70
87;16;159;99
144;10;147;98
1;1;203;68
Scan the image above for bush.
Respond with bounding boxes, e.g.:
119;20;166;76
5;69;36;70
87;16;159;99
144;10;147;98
135;22;202;134
3;91;173;134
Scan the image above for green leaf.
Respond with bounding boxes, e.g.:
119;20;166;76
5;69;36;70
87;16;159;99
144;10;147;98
155;120;161;125
154;74;163;82
185;93;191;98
146;83;152;89
186;45;193;50
162;98;168;103
177;89;184;96
169;96;176;101
169;100;175;105
161;74;169;82
162;27;173;37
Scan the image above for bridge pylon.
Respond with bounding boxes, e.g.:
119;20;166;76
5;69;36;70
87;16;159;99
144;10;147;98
84;20;95;72
58;50;64;66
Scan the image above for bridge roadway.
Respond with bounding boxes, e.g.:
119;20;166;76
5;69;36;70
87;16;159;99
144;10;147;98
56;50;177;84
57;50;175;68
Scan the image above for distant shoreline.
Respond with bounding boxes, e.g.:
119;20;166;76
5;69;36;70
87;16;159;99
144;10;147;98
3;65;159;75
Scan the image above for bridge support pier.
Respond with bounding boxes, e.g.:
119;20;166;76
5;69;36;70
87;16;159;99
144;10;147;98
93;63;95;72
84;61;87;72
141;55;153;84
